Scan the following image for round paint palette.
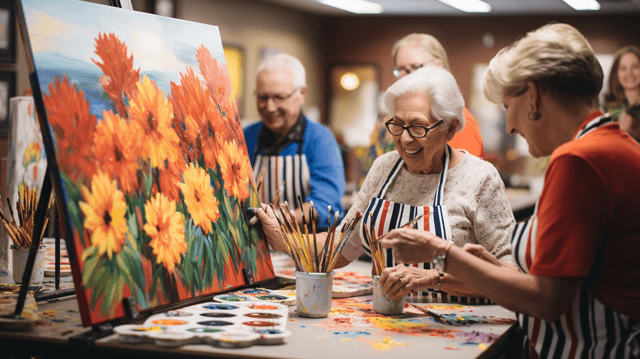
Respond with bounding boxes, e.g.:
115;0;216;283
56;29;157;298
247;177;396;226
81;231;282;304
114;300;291;349
213;288;296;305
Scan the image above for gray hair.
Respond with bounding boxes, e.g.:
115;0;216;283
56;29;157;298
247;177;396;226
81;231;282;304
391;33;450;71
482;23;602;107
256;53;306;88
384;66;465;133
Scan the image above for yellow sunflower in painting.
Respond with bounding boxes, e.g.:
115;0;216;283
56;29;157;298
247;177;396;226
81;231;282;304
178;163;220;234
218;139;251;201
129;75;180;168
79;171;129;259
143;193;186;272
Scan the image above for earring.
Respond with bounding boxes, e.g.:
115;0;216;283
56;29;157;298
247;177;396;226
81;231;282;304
528;105;541;121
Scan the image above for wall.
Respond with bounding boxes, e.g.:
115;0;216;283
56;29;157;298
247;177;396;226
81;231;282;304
320;15;640;107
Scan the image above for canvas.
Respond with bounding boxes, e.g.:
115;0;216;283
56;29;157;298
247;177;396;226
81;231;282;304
16;0;274;326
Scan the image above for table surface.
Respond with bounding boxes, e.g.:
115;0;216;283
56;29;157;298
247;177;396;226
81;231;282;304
1;260;517;358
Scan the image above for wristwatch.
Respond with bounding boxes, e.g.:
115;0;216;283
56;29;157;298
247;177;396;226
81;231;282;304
433;241;453;276
432;273;444;291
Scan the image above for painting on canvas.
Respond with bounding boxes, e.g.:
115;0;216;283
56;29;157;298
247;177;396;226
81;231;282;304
17;0;274;326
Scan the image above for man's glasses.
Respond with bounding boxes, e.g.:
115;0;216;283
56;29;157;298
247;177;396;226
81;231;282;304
385;119;444;138
392;59;441;79
256;87;300;105
392;64;424;79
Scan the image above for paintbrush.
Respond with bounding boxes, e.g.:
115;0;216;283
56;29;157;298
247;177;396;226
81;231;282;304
270;204;303;271
256;167;266;193
372;215;425;243
325;218;353;273
408;303;462;326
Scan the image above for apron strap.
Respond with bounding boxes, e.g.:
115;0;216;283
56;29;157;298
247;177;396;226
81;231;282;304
377;158;404;198
433;145;451;207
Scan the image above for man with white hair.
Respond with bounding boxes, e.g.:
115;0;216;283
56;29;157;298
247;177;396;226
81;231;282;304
244;53;345;229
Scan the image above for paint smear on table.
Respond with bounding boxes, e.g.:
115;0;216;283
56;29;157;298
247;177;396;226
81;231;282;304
368;317;460;338
457;331;499;344
371;336;407;350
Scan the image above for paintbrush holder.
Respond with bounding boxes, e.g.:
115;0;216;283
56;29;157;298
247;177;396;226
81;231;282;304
295;271;334;318
11;245;45;285
372;275;405;315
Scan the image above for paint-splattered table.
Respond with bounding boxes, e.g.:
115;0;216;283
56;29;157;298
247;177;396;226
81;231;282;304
0;261;518;358
91;259;518;358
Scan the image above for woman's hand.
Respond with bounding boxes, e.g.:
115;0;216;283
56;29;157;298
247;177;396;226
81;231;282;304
250;204;288;253
378;265;440;301
377;228;448;264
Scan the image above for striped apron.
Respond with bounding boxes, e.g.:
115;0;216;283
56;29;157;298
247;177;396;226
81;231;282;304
512;115;640;358
252;141;311;212
360;146;491;303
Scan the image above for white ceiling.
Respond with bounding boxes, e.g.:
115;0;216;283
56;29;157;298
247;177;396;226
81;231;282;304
256;0;640;16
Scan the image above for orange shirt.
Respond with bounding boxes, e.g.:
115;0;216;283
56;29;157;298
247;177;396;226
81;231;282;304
450;107;485;159
530;112;640;320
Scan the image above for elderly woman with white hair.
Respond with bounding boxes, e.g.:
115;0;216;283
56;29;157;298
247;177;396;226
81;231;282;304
377;23;640;358
256;65;517;303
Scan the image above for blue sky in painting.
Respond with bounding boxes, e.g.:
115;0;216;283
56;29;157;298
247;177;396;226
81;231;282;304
21;0;226;117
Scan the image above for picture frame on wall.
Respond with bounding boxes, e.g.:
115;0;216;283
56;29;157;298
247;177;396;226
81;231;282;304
0;70;15;137
223;44;244;117
0;1;16;63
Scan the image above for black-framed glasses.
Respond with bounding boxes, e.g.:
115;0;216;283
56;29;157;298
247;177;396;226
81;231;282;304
392;64;424;79
255;87;300;105
385;119;444;138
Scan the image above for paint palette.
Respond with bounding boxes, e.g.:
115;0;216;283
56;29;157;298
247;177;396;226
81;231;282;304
114;301;291;348
213;288;296;306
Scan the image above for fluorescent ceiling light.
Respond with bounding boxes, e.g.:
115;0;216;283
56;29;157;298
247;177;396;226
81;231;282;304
317;0;383;14
562;0;600;11
437;0;491;13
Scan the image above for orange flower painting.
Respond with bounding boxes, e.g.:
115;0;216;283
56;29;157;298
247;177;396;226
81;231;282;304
21;0;274;327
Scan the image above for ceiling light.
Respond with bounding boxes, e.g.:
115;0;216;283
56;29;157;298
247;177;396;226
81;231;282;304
317;0;383;14
562;0;600;11
340;73;360;91
437;0;491;13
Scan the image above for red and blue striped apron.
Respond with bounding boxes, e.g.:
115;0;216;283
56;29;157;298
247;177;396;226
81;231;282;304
512;115;640;358
360;146;491;303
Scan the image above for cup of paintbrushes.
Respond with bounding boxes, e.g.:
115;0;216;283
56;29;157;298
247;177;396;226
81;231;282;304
11;245;46;285
295;271;334;318
372;275;405;315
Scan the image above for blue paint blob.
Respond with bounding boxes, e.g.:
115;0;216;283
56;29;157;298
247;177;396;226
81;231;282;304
197;320;234;326
255;329;283;334
203;304;238;310
333;331;371;338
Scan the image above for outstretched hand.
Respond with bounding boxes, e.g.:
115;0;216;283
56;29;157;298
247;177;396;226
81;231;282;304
249;204;288;253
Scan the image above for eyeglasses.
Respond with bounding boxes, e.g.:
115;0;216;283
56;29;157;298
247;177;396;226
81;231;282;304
255;87;300;105
385;119;444;138
392;64;425;79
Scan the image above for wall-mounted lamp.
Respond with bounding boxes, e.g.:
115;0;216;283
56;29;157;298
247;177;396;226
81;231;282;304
340;72;360;91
